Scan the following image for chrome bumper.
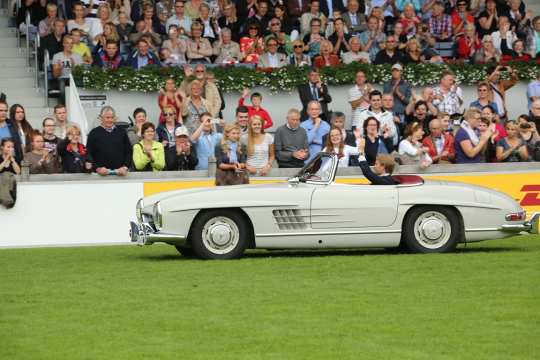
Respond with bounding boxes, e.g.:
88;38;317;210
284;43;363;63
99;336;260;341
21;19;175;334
129;221;187;246
500;212;540;234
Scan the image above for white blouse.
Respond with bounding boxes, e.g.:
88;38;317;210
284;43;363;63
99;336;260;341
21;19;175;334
323;145;360;167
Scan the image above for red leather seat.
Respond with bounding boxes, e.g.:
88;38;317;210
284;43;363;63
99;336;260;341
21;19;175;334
392;175;424;186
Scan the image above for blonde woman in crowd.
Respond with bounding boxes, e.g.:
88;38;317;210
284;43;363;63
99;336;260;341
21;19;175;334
215;124;250;185
241;115;274;176
398;122;432;168
496;121;529;162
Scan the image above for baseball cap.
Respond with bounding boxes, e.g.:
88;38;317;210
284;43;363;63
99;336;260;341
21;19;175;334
175;126;189;137
391;63;403;71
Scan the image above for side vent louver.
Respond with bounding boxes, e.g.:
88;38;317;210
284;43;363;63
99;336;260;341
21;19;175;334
272;209;308;230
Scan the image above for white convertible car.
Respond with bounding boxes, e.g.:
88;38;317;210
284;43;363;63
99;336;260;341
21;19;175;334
130;153;539;259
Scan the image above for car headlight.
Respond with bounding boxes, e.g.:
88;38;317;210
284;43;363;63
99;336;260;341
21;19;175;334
136;198;144;222
153;202;163;230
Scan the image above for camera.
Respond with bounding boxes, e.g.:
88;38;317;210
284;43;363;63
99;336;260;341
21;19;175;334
211;118;221;125
519;122;532;130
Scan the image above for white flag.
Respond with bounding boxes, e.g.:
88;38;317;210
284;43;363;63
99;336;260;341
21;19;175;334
68;74;89;144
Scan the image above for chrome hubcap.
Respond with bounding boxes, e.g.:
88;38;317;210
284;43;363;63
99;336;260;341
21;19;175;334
413;211;451;249
201;216;239;254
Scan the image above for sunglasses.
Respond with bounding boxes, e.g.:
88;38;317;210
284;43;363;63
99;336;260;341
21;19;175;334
164;112;176;116
294;45;303;48
270;22;280;26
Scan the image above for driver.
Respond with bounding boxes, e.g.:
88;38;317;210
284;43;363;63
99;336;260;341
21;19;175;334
358;137;397;185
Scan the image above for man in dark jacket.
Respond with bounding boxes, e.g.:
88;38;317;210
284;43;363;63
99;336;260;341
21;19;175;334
358;137;398;185
86;106;132;176
298;68;332;122
165;127;198;171
126;38;161;69
0;101;23;164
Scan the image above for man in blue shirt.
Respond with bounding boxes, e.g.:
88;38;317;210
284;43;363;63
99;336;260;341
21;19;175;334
127;39;161;69
300;101;330;163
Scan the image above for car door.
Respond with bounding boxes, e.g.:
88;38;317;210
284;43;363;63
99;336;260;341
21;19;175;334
310;184;399;229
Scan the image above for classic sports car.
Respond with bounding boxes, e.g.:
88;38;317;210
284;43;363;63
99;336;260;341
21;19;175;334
130;153;539;259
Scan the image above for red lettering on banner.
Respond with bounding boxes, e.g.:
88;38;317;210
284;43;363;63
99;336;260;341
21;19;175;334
520;185;540;206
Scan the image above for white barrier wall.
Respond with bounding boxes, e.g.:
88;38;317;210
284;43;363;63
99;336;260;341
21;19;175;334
0;182;142;247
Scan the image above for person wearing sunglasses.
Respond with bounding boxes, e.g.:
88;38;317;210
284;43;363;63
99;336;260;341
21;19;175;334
157;105;184;149
288;40;311;66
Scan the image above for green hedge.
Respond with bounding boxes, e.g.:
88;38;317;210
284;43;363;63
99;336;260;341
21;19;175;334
72;61;540;93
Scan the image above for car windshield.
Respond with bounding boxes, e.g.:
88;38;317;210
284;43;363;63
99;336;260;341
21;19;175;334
297;154;335;183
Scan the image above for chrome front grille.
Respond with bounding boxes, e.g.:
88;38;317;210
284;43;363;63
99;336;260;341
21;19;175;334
272;209;308;230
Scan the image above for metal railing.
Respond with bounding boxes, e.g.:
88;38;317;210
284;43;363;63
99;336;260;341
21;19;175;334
24;10;29;64
43;49;49;106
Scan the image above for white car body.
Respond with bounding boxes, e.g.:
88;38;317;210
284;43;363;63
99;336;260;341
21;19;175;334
130;153;538;259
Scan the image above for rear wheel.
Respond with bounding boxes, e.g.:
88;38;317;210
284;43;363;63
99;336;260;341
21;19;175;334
190;210;249;259
403;206;461;253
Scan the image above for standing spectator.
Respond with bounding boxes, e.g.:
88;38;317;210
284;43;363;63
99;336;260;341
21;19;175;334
383;63;411;117
234;106;250;135
289;40;312;66
127;38;161;69
258;38;288;68
165;126;198;171
342;0;367;35
298;68;332;122
477;117;498;162
158;78;184;124
381;94;400;148
179;65;221;118
361;116;393;166
0;101;22;164
158;105;183;150
86;106;132;176
341;36;370;64
528;16;540;59
428;1;452;41
186;22;213;63
530;100;540;133
313;39;341;68
374;35;403;65
9;104;34;155
24;133;60;174
181;80;211;134
322;127;361;167
241;115;275;176
398;122;432;168
355;90;393;136
53;104;71;139
57;125;91;173
93;40;125;69
496;121;528;162
0;139;20;208
454;108;492;164
127;107;149;146
274;108;309;168
322;112;356;147
481;105;507;141
190;112;222;170
527;70;540;111
422;118;455;164
359;15;385;62
432;71;463;118
300;101;331;163
405;99;436;132
469;81;500;114
215;124;250;186
518;115;540;160
239;88;273;129
349;70;372;127
41;117;60;156
487;65;518;120
133;122;166;172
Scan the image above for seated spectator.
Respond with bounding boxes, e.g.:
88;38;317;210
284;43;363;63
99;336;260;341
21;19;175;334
432;71;463;118
454;108;491;164
24;132;60;174
110;0;131;23
194;3;219;43
398;122;432;168
0;139;20;208
90;4;115;45
455;24;481;62
374;34;403;65
258;38;287;68
161;25;187;65
359;15;386;62
128;20;163;47
264;18;292;55
57;125;92;173
213;28;241;64
94;21;120;50
341;36;370;64
133;122;166;172
418;33;444;64
342;0;367;35
159;78;184;124
9;104;34;154
357;137;397;185
473;35;501;64
240;23;264;64
518;115;540;160
422;118;455;164
215;124;250;186
16;0;43;42
167;0;192;36
289;40;312;66
52;35;83;79
327;18;351;57
70;29;92;65
361;116;393;166
303;17;326;58
428;1;452;41
274;109;309;168
86;106;132;176
500;36;531;62
241;115;274;176
40;19;65;63
405;99;436;133
157;105;183;149
67;2;93;39
234;106;250;135
491;16;516;53
300;1;327;39
190;112;223;170
250;0;271;32
93;40;124;69
469;81;500;115
301;101;331;163
451;0;474;37
273;4;299;38
322;127;361;167
38;3;60;38
401;38;423;64
165;126;198;171
139;4;165;35
398;3;420;38
116;11;134;45
530;100;540;133
218;1;241;42
496;121;529;162
391;22;408;51
186;22;213;64
127;38;161;69
181;80;211;134
127;107;149;146
239;89;273;129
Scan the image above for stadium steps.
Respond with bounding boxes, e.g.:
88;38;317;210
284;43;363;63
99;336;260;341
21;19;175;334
0;12;53;128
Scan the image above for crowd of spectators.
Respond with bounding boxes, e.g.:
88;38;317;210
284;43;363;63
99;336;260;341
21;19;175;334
1;0;540;187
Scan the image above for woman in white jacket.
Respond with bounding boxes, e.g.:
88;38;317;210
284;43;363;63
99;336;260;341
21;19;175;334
323;128;362;167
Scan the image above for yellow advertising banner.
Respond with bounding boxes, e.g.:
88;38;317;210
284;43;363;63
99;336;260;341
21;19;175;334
144;172;540;217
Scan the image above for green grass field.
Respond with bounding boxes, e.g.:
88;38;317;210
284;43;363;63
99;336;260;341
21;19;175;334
1;236;539;360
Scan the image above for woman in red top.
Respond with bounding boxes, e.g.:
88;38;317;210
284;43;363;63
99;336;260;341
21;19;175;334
313;40;340;68
158;78;184;124
456;24;481;61
240;23;264;65
451;0;475;37
238;88;273;129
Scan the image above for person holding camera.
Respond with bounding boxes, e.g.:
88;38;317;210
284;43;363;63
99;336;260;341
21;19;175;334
518;115;540;161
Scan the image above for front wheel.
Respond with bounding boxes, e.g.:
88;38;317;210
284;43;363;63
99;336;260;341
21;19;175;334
190;210;249;259
403;206;461;253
